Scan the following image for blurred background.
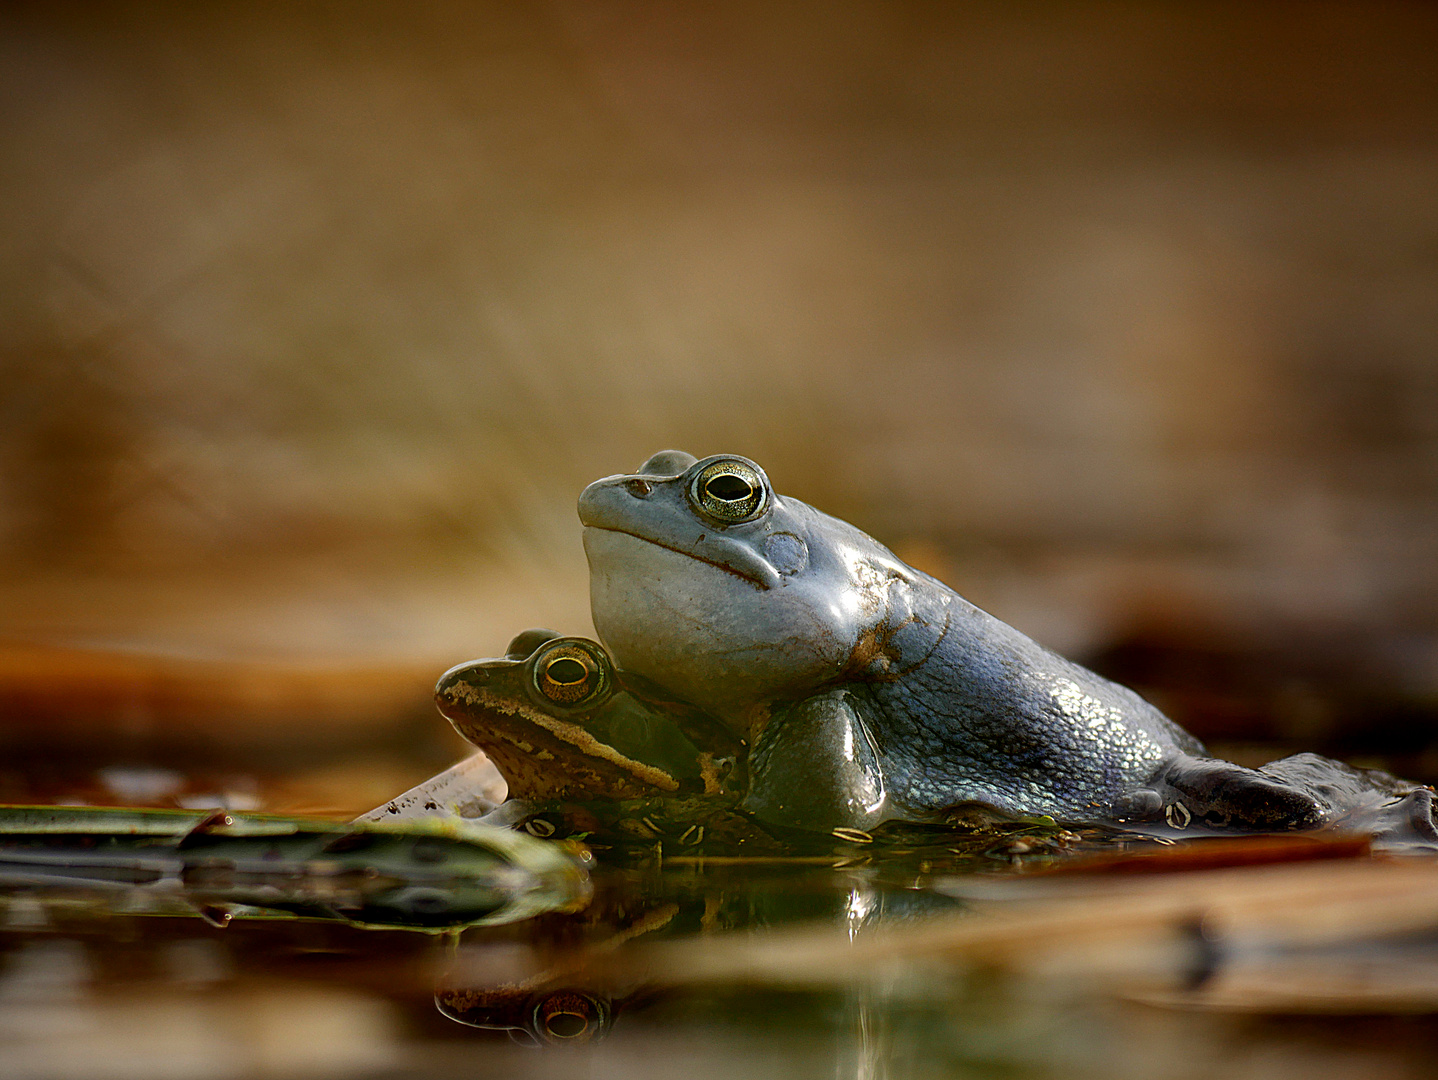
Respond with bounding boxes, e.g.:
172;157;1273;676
2;0;1437;804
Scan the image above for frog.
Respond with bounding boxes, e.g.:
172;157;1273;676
579;450;1438;845
431;629;772;847
435;628;743;802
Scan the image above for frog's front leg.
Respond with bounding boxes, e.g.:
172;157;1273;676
743;689;887;833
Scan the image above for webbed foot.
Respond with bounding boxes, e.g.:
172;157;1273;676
1397;787;1438;844
1322;783;1438;851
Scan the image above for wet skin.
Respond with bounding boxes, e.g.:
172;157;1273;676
435;630;744;805
579;451;1437;841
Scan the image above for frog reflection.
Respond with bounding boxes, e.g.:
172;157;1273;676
579;450;1437;846
437;984;618;1045
433;861;968;1044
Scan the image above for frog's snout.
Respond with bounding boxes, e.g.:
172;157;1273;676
435;662;489;715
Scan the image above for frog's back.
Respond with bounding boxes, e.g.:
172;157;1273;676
865;592;1203;821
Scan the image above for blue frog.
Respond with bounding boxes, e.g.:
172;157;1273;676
578;450;1436;845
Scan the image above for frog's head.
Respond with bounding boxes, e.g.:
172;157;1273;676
579;451;949;730
435;629;739;801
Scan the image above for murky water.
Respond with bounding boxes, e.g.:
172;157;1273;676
4;684;1437;1080
4;789;1437;1080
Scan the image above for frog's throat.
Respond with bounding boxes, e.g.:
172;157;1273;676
445;684;680;792
584;525;770;590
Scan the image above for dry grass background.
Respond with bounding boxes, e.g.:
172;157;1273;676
1;1;1436;769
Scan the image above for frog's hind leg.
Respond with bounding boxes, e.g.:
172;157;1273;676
1112;755;1327;833
743;689;888;834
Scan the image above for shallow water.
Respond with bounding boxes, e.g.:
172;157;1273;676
3;809;1438;1080
3;656;1436;1080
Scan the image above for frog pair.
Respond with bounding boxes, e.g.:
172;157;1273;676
386;450;1438;849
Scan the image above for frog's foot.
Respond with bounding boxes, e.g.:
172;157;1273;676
1319;782;1438;851
1111;756;1327;832
1253;752;1437;848
1391;787;1438;846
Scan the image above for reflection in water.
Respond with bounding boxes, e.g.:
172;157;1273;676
432;858;990;1058
0;805;589;931
429;838;1438;1060
432;855;997;1045
3;838;1438;1078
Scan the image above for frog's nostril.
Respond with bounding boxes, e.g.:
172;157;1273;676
623;478;652;498
436;666;486;704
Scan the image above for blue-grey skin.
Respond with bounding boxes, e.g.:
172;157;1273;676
579;451;1438;844
579;450;1202;830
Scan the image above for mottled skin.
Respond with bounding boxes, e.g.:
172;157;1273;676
435;630;742;803
579;451;1436;841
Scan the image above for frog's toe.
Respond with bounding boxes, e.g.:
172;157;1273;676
1385;787;1438;846
1321;786;1438;851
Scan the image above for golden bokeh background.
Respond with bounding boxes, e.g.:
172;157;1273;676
2;2;1437;797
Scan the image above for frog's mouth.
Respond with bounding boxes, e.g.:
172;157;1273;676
583;525;771;590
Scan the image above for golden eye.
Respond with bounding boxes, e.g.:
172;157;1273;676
531;641;609;707
689;458;768;523
545;656;587;686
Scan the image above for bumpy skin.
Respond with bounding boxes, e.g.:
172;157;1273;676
580;451;1435;841
752;605;1207;829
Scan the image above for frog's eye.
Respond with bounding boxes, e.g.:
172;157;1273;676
688;458;768;524
530;640;610;708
